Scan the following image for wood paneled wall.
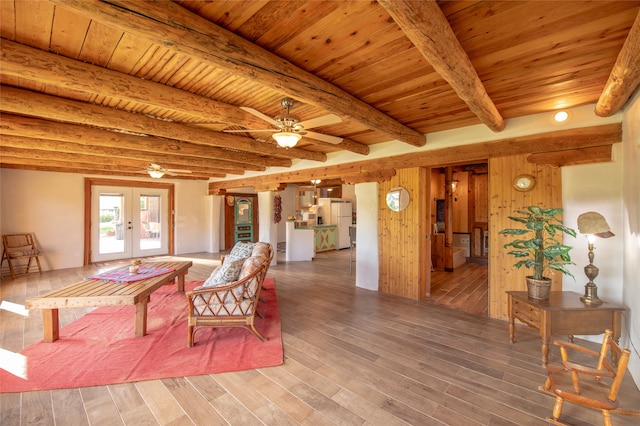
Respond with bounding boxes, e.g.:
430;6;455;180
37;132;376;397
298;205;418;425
378;155;564;318
452;171;469;233
488;154;563;319
378;168;430;300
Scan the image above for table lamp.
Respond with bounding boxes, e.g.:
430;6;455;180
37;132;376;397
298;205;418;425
576;212;614;305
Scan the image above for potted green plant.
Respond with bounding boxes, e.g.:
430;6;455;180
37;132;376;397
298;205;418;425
499;206;576;299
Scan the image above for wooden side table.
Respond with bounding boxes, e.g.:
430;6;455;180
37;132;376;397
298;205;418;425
507;291;624;366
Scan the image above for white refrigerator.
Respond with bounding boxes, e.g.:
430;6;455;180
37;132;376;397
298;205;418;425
330;201;352;249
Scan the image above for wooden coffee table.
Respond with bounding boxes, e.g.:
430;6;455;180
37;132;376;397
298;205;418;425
26;260;192;342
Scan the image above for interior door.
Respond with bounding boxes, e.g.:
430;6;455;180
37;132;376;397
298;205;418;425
91;186;169;262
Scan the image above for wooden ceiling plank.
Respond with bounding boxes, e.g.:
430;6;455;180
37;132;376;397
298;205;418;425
377;0;505;133
13;0;54;49
50;6;91;58
51;0;426;147
78;19;122;66
0;1;16;40
596;11;640;116
0;86;304;167
270;1;381;70
107;33;154;74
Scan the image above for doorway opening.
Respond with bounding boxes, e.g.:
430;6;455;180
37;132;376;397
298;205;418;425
84;178;175;264
428;164;488;316
223;193;259;250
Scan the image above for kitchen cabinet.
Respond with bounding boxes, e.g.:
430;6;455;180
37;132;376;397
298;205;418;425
314;225;336;252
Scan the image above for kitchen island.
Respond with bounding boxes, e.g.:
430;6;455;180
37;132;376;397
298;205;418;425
286;221;337;261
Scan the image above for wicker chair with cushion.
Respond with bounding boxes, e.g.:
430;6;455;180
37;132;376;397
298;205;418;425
186;242;273;347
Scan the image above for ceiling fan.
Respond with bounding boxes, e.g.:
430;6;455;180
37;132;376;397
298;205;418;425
138;163;192;179
224;98;344;148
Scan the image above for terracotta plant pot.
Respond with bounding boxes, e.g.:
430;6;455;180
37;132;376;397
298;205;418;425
526;276;552;300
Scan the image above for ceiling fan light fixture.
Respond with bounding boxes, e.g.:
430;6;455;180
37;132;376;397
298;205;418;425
273;131;301;148
148;170;165;179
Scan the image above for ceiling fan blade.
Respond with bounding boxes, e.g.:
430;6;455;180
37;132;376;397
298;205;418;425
304;131;344;145
166;168;192;173
298;114;342;129
239;107;278;125
223;129;278;133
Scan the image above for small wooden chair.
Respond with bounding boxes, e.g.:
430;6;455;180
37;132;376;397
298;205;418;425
539;329;639;425
1;233;43;279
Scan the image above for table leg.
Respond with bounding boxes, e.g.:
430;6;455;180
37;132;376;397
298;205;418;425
134;296;149;337
509;317;515;343
177;272;185;292
42;309;59;342
508;295;515;343
541;337;550;366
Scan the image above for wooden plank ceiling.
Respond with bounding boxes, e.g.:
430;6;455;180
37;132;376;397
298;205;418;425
1;0;639;182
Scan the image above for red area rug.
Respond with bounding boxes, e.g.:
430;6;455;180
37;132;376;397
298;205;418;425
0;278;282;393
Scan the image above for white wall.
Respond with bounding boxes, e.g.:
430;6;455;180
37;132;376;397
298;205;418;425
173;180;212;255
258;191;278;265
1;170;85;270
562;145;624;302
354;182;379;291
561;94;640;386
621;90;640;385
0;170;211;269
277;186;297;243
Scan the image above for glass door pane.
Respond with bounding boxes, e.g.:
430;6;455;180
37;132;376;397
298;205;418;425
92;186;169;262
92;190;130;261
138;193;162;253
132;188;168;257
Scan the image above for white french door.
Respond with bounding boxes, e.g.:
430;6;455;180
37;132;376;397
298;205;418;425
91;186;169;262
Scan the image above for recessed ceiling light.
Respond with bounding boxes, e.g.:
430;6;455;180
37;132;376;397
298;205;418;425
553;110;569;123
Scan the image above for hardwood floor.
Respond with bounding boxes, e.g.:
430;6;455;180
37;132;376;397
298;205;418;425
429;262;488;317
1;249;638;425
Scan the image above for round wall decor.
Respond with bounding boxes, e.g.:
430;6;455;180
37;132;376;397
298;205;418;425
513;174;536;192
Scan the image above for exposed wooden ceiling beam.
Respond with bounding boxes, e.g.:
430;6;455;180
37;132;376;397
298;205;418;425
0;161;209;180
0;134;249;176
0;114;263;172
596;11;640;117
51;0;426;147
0;40;369;156
0;86;314;165
527;146;613;167
208;124;621;192
0;39;267;130
0;149;222;178
378;0;505;132
342;169;397;184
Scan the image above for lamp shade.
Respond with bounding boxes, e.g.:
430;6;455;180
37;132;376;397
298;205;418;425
272;132;301;148
148;170;165;179
577;212;614;238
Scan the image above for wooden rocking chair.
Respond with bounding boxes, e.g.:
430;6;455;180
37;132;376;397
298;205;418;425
539;329;639;425
1;233;43;279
